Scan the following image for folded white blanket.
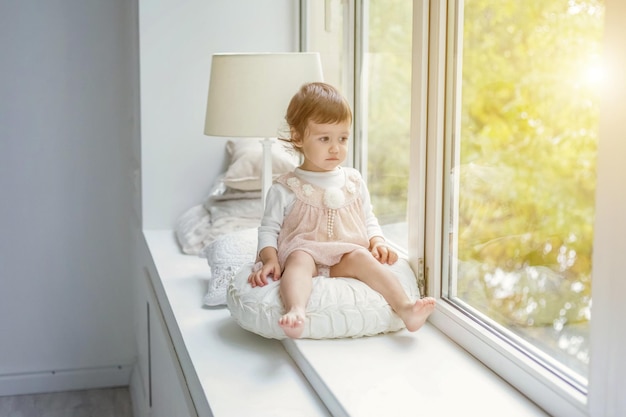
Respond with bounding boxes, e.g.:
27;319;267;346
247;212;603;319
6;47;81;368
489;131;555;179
175;197;262;256
174;204;213;255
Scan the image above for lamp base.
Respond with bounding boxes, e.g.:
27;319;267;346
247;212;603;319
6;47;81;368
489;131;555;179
260;138;273;208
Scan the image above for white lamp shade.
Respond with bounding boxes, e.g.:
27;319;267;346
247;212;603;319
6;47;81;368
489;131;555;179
204;53;324;138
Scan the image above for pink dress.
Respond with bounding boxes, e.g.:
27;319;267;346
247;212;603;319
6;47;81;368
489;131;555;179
275;168;371;268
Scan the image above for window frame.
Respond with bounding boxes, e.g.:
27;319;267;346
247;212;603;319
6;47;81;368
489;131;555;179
417;1;626;416
420;1;589;415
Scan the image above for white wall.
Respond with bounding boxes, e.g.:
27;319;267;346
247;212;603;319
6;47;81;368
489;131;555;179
0;0;138;393
140;0;299;229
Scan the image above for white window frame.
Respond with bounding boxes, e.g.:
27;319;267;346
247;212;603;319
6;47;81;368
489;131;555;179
414;1;626;417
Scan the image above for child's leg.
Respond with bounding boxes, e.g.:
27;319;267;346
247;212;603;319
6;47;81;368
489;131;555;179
330;248;435;332
279;250;317;338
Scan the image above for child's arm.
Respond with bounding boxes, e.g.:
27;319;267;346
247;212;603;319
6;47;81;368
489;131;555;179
249;183;292;287
355;170;398;265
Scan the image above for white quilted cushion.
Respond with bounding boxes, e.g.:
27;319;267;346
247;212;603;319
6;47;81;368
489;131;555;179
226;258;420;339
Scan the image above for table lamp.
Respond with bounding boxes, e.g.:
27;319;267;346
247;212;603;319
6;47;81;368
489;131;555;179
204;52;324;207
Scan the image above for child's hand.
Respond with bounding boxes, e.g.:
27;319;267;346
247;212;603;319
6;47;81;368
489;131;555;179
248;259;282;287
370;242;398;265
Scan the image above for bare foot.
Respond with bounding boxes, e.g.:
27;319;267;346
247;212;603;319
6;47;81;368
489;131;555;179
279;310;306;339
399;297;436;332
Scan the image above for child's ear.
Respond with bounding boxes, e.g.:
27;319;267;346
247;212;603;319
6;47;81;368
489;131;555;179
291;130;303;148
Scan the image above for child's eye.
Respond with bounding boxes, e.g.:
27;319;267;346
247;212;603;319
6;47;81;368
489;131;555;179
319;136;330;142
340;137;349;143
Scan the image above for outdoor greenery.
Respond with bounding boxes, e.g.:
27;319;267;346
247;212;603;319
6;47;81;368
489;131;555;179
366;0;412;225
365;0;603;373
456;0;602;328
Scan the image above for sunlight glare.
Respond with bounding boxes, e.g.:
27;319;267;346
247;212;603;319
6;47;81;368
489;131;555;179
583;58;607;88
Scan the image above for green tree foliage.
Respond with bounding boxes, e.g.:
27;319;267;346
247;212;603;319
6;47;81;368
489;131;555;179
457;0;602;328
366;0;412;224
365;0;603;334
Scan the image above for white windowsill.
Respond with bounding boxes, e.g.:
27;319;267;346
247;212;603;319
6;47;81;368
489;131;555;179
285;327;548;417
143;229;548;417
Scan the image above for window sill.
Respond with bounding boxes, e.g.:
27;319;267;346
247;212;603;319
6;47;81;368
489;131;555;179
284;325;548;417
142;229;547;417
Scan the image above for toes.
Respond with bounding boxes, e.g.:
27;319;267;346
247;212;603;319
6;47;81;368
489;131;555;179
279;316;305;338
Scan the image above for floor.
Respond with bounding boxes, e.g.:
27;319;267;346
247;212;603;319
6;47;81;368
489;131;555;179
0;387;133;417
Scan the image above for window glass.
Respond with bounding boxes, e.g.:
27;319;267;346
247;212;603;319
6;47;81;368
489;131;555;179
362;0;412;249
444;0;604;388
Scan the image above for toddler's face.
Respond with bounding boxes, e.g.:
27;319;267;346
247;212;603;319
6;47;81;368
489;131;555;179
296;120;351;172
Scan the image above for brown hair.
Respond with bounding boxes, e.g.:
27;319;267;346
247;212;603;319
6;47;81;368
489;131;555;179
280;82;352;153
